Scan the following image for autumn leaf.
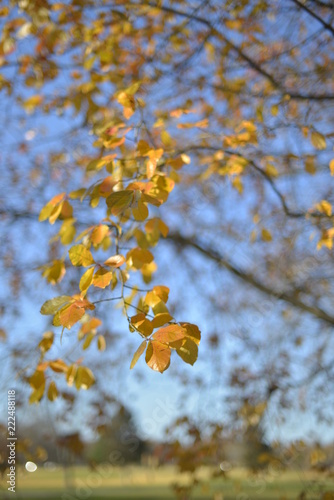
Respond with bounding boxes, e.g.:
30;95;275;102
90;224;109;245
130;313;153;336
176;338;198;365
151;313;173;328
97;335;106;351
92;268;114;288
29;370;45;404
126;248;154;269
145;341;171;373
40;296;72;315
152;324;186;344
74;366;95;390
130;340;147;369
47;381;59;401
69;244;95;267
79;266;95;292
38;331;54;353
42;260;66;285
104;254;125;267
181;323;201;345
311;131;326;150
49;359;68;373
106;190;133;216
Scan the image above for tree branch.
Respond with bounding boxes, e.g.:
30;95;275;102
167;232;334;327
144;2;334;101
291;0;334;37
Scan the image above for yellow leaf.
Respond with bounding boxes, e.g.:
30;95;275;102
145;341;171;373
39;192;65;222
130;340;147;369
153;285;169;303
265;163;278;177
315;200;332;216
261;228;272;242
74;366;95;390
137;140;151;155
311;131;326;150
145;291;161;307
106;190;133;216
151;313;173;328
79;266;95;292
97;335;106;351
181;154;191;164
92;268;114;288
176;338;198;365
141;261;157;283
317;228;334;250
40;296;72;315
104;254;125;267
23;94;43;113
90;224;109;245
58;303;86;329
152;324;186;344
69;244;95;267
42;260;66;285
130;313;153;336
232;176;243;194
38;331;54;353
329;159;334;176
66;364;77;386
271;105;279;116
80;318;102;335
305;156;316;175
29;371;46;404
132;200;149;221
127;248;154;269
181;323;201;345
59;220;76;245
47;381;58;402
82;332;95;350
147;159;156;179
49;359;68;373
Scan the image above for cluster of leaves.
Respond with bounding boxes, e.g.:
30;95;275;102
2;2;334;485
29;65;202;392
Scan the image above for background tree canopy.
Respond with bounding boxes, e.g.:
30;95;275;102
1;0;334;478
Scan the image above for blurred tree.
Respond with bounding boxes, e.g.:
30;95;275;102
1;0;334;480
87;404;145;464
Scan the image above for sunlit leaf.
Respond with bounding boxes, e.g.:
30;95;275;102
40;296;72;315
130;340;147;369
92;268;114;288
152;324;186;344
145;341;171;373
104;254;125;267
79;266;95;292
69;244;95;267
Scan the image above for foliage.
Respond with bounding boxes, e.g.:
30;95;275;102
1;0;334;482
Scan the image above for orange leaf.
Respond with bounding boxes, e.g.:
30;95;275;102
91;224;109;245
92;268;114;288
49;359;68;373
58;303;86;329
104;254;125;267
145;341;171;373
152;324;186;344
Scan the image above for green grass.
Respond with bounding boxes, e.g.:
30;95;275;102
1;465;334;499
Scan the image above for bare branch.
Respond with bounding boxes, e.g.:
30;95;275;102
167;232;334;327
